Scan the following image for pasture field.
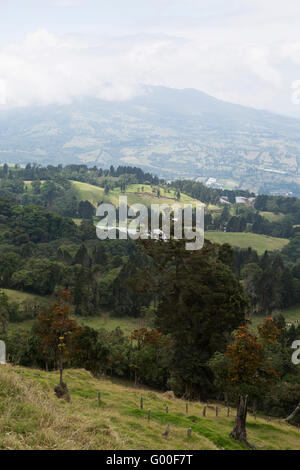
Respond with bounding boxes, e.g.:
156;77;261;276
1;365;300;450
72;181;201;208
205;232;289;255
259;211;285;223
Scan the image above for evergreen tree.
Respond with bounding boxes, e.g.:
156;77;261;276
136;239;249;398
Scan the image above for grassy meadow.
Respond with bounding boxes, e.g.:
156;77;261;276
72;181;201;208
76;315;146;335
1;365;300;450
259;211;285;223
251;304;300;331
2;288;44;304
205;232;289;255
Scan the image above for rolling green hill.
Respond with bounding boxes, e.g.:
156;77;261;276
205;232;289;255
1;365;300;450
259;211;285;223
50;181;291;256
72;181;200;208
2;289;45;304
71;181;104;206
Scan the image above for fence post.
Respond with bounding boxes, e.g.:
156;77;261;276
186;403;188;414
140;396;143;409
166;406;169;414
147;409;151;422
216;406;219;417
187;428;192;438
203;406;207;417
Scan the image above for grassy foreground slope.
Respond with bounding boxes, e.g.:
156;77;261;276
205;232;289;255
1;365;300;450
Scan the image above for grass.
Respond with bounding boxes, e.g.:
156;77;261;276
77;315;145;335
1;365;300;450
6;296;143;336
2;289;50;334
251;304;300;330
2;288;44;304
72;181;201;209
125;184;195;202
259;211;285;223
71;181;104;206
2;285;141;336
7;320;35;334
205;232;289;255
280;304;300;324
72;218;83;226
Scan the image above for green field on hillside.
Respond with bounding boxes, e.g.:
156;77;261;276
3;289;51;335
280;304;300;324
205;232;289;255
77;315;146;335
2;289;45;304
251;304;300;330
259;211;285;223
72;181;201;209
1;365;300;450
71;181;104;206
7;312;144;336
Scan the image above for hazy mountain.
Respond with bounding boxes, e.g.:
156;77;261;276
1;86;300;192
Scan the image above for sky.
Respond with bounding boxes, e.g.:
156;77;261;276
1;0;300;116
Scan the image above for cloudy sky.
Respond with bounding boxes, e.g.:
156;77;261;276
1;0;300;116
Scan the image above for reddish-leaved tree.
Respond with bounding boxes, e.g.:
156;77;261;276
225;320;279;447
37;290;81;400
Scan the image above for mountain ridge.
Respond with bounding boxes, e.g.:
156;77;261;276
1;85;300;193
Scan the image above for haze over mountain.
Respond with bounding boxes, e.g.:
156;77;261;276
1;85;300;193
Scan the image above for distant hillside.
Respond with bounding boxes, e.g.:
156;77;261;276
1;365;300;450
1;86;300;193
72;181;197;208
205;232;289;255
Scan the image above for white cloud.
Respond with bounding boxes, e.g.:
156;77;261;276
51;0;82;6
1;1;300;115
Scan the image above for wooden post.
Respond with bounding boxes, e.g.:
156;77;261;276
203;406;207;417
98;392;101;406
166;406;169;414
186;403;188;414
216;406;219;417
140;396;143;409
147;409;151;422
187;428;192;438
227;407;230;417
